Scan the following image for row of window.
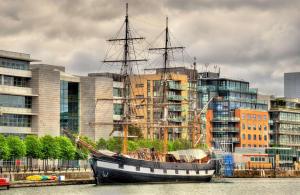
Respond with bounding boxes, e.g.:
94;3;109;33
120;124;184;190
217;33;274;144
0;75;30;87
242;124;268;131
242;144;268;148
0;94;32;108
242;113;267;120
0;58;29;70
242;134;268;141
0;114;31;127
279;112;300;122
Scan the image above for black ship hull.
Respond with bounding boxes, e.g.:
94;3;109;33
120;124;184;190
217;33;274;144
90;154;216;184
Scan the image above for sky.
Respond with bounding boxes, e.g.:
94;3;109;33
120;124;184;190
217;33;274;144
0;0;299;96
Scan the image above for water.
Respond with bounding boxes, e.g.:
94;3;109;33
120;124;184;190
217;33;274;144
2;178;300;195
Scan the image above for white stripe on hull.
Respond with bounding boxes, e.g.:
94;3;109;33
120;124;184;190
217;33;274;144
97;161;215;177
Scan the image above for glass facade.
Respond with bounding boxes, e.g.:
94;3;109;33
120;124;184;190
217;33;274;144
113;103;123;115
269;99;300;149
60;81;79;133
198;73;268;151
0;57;29;70
0;94;32;108
0;114;31;127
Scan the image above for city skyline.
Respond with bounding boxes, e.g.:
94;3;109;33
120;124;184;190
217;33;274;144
0;0;299;96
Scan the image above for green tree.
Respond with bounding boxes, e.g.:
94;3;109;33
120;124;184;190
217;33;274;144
24;135;42;167
40;135;60;167
106;137;122;153
128;140;139;152
56;136;76;166
74;148;89;160
97;138;107;150
6;135;26;160
0;135;10;160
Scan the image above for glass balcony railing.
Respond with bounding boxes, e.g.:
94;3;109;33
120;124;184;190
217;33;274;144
197;85;217;92
212;117;240;122
212;127;239;133
168;117;183;123
168;82;182;90
168;95;183;101
168;106;182;112
212;137;240;143
218;86;258;94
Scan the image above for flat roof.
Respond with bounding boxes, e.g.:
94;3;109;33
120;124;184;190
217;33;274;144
0;50;40;62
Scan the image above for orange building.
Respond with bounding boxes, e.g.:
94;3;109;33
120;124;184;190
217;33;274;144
235;109;269;148
130;72;190;140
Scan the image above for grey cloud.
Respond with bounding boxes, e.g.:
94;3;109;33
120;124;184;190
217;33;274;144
0;0;299;96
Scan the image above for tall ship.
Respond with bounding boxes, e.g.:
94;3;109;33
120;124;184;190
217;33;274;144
71;4;217;184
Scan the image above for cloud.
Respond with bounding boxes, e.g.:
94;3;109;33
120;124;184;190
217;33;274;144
0;0;299;96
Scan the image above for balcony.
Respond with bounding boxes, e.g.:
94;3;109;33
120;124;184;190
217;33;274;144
0;126;33;134
168;95;183;101
218;86;258;94
213;137;240;143
168;117;183;123
0;107;36;115
168;106;182;112
212;127;239;133
168;82;182;90
198;85;217;92
0;85;37;96
212;117;240;122
0;67;31;78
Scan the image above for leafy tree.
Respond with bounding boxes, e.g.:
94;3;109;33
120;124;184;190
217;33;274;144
151;139;163;152
106;137;122;153
56;136;76;161
80;136;96;148
40;135;60;167
136;139;153;149
0;135;10;160
24;135;42;166
6;135;26;160
96;138;107;150
56;136;76;167
128;140;139;152
74;148;89;160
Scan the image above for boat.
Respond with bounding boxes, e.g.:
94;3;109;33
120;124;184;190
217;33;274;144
71;3;218;184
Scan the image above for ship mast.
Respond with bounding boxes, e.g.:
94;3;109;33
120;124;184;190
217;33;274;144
103;3;146;154
149;17;184;155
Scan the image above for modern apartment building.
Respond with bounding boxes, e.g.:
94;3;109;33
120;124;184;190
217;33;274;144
130;70;189;140
198;71;269;152
0;50;115;141
269;98;300;150
284;72;300;98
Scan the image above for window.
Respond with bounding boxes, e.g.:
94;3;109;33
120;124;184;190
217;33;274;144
263;115;267;120
242;144;246;147
242;134;245;140
252;114;256;120
248;134;251;140
196;170;199;174
248;144;251;147
119;164;124;169
163;169;167;174
113;88;122;97
135;83;144;88
150;168;154;173
136;166;140;171
259;145;262;147
250;157;254;161
242;114;245;120
242;124;245;130
264;125;267;131
259;135;262;141
258;115;262;120
186;170;190;174
0;114;31;127
248;114;251;120
0;58;29;70
264;135;267;141
113;104;123;115
248;125;251;130
254;144;257;147
136;116;144;119
0;95;32;108
253;134;256;140
175;170;178;174
258;125;262;130
136;105;144;109
253;125;256;130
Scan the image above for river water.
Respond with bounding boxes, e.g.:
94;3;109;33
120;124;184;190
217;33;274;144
2;178;300;195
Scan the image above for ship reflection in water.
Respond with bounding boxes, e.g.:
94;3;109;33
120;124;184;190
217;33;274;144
5;178;300;195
